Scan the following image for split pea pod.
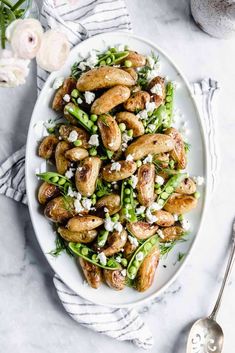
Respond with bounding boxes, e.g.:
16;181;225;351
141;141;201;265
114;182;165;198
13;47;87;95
164;82;174;127
68;243;121;270
64;103;95;132
97;230;109;247
157;173;187;207
127;235;158;280
121;180;137;223
37;172;73;193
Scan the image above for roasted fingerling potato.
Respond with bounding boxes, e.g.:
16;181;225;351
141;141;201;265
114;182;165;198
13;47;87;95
75;157;102;196
136;163;155;206
136;245;160;292
52;77;76;111
97;114;121;152
38;135;59;160
38;182;60;205
103;269;125;290
79;258;102;289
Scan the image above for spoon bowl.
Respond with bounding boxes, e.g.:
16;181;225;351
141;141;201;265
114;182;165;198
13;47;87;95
187;317;224;353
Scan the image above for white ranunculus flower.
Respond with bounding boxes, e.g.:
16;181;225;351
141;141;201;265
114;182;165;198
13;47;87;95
6;19;43;60
0;50;30;87
36;30;70;72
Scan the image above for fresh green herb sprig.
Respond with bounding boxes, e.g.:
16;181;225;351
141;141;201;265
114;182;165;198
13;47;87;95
160;235;188;258
48;234;72;257
173;252;186;265
184;141;191;153
96;178;112;198
137;51;159;89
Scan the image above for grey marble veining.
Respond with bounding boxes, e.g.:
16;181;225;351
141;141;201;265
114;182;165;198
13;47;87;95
1;0;235;352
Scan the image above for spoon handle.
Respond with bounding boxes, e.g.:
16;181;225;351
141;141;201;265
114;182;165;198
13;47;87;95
209;219;235;320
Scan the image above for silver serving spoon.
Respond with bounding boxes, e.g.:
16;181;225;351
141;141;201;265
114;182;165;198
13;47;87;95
187;219;235;353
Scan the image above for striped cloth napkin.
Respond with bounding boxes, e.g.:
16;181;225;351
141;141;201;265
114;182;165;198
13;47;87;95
0;0;220;349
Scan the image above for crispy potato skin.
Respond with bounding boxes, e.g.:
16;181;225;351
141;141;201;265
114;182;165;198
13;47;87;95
125;134;175;160
67;215;104;232
161;226;185;242
91;85;130;115
116;112;144;137
76;66;135;91
103;230;127;256
95;194;121;217
44;196;75;223
123;51;146;67
65;147;89;161
103;269;125;290
123;91;150;112
38;182;60;205
97;114;121;152
164;193;198;214
52;77;76;111
136;164;155;206
75;157;101;196
38;135;59;160
136;245;160;292
55;141;70;175
79;258;102;289
58;227;97;243
123;238;138;258
165;128;187;169
152;210;175;227
147;76;166;109
122;67;138;81
59;124;89;148
126;222;158;240
102;160;137;182
175;178;196;195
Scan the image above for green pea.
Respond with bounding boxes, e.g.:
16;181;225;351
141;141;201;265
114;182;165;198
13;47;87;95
89;147;97;156
107;183;112;188
169;160;175;169
91;125;98;133
150;237;157;245
166;103;171;109
47;127;55;134
125;188;131;195
144;243;152;252
166;96;172;102
124;197;131;204
81;247;89;256
133;260;139;267
110;47;117;53
129;266;137;275
121;258;128;267
124;60;132;68
156;187;162;194
112;214;119;222
73;139;82;146
58;178;66;185
92;254;98;262
136;160;142;168
90;114;98;122
100;60;106;66
194;191;200;199
178;214;184;221
165;186;174;194
127;129;133;137
161;192;169;200
71;89;79;98
119;123;126;132
106;57;112;64
158;199;164;206
51;176;59;183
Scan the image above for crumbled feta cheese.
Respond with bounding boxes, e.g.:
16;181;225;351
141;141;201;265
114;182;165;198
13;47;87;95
143;154;153;164
116;256;122;263
145;101;156;113
78;61;87;71
68;130;78;142
150;202;162;211
84;91;95;104
74;199;84;213
126;154;134;162
146;208;158;224
77;97;83;104
150;83;163;96
52;77;64;89
130;174;138;188
67;186;77;198
114;222;123;233
181;219;190;231
82;198;92;211
88;134;99;146
97;252;107;266
117;44;125;52
65;168;74;179
128;235;139;247
136;206;146;215
122;132;133;144
148;124;156;132
63;94;70;103
173;214;178;221
155;175;164;185
146;56;155;69
86;51;98;68
121;269;127;277
193;176;204;186
111;162;121;172
104;207;109;214
104;218;115;232
157;229;164;239
137;109;148;120
136;252;144;261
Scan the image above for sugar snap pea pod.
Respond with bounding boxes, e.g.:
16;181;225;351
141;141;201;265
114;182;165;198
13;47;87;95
64;103;94;132
121;181;137;223
157;173;187;207
127;235;158;280
37;172;73;193
164;82;174;127
0;4;6;49
97;230;109;247
68;243;121;270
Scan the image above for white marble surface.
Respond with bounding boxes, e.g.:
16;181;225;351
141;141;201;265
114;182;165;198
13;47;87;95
1;0;235;352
